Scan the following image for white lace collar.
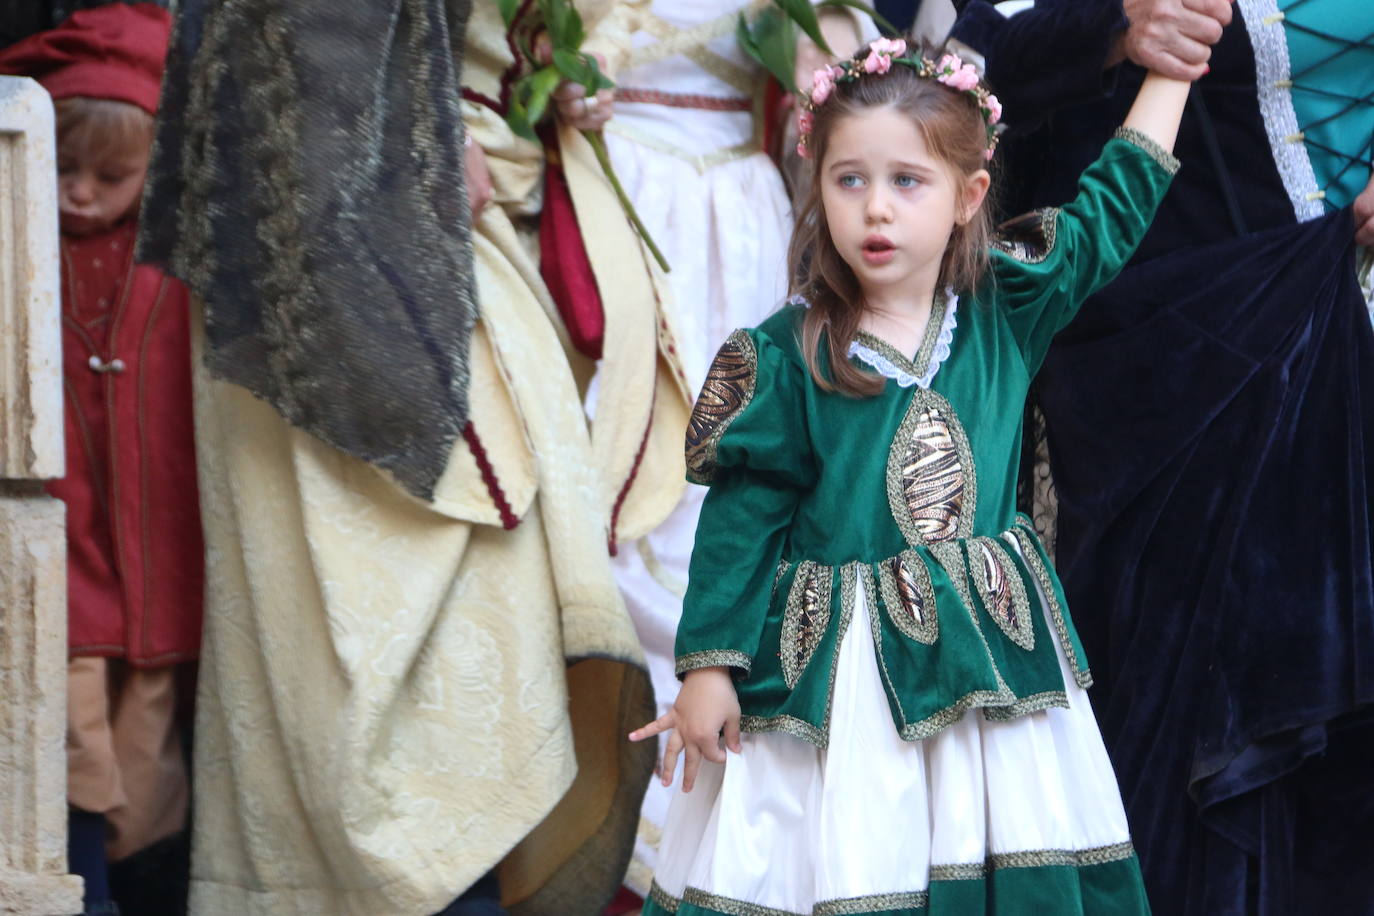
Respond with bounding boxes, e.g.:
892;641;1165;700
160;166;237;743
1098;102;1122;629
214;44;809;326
848;292;960;389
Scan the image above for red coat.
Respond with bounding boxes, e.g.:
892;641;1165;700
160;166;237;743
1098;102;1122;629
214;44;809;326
48;221;204;666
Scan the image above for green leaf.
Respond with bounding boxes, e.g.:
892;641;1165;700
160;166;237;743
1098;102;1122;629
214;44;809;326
817;0;900;37
553;48;591;87
585;53;616;91
497;0;520;28
506;93;538;141
564;3;586;51
524;66;562;125
544;0;569;47
773;0;832;55
754;8;800;94
735;11;765;70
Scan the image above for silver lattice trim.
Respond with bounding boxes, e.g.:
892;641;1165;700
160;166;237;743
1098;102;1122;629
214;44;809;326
1238;0;1325;222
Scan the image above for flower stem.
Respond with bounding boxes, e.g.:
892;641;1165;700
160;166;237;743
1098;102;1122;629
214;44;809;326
584;130;671;273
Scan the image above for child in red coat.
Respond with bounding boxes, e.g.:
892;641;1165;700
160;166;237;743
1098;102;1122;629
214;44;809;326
0;6;203;914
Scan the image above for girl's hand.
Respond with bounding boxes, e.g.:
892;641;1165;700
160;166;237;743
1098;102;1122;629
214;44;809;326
1355;172;1374;248
628;666;741;792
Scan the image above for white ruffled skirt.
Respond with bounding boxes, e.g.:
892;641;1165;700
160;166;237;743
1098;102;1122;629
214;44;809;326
643;561;1149;916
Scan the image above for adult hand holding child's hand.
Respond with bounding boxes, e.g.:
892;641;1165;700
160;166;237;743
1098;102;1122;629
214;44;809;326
629;666;742;793
1113;0;1234;81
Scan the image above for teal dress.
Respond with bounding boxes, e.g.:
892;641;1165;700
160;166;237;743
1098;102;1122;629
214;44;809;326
641;130;1178;916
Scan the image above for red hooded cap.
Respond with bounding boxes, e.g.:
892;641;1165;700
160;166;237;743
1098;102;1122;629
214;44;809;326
0;3;172;115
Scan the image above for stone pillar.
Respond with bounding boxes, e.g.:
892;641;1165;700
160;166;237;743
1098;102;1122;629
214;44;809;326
0;76;84;916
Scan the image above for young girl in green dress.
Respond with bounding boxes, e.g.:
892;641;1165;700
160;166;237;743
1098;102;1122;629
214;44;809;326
630;39;1194;916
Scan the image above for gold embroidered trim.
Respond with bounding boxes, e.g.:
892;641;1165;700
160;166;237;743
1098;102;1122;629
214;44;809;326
772;559;793;601
739;712;826;746
991;841;1137;870
744;564;858;749
676;649;753;678
897;688;1015;741
1010;522;1092;688
991;208;1060;264
981;689;1069;720
930;862;986;881
648;880;681;913
682;887;798;916
686;330;757;485
929;539;1015;695
873;547;1022;743
851;289;950;381
657;843;1136;916
877;550;939;645
815;891;930;915
1113;126;1182;174
970;537;1035;651
930;841;1137;881
781;561;833;689
886;388;978;548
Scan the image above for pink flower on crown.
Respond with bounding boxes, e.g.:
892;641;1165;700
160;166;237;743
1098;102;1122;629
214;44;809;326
810;66;836;104
937;53;963;75
864;48;892;74
797;140;811;159
798;109;814;134
985;93;1002;124
985;148;995;161
943;63;980;91
863;37;907;74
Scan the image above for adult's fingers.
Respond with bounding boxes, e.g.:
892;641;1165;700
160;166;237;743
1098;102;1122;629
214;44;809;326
682;743;703;793
629;710;676;742
1183;0;1234;28
1171;7;1226;47
1137;48;1208;81
553;81;588;101
661;730;684;787
1158;28;1215;67
1127;32;1207;80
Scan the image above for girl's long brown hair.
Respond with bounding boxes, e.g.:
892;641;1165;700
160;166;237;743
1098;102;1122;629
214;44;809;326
788;62;997;397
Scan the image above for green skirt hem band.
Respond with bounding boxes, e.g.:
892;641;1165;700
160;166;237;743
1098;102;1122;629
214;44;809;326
641;852;1150;916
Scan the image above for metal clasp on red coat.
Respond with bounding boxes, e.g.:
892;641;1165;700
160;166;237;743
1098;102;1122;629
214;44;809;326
88;355;126;374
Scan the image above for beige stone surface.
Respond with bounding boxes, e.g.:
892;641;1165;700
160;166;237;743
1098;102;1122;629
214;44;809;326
0;75;82;916
0;77;63;481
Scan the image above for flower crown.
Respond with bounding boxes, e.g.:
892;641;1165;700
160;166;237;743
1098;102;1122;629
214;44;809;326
797;40;1003;161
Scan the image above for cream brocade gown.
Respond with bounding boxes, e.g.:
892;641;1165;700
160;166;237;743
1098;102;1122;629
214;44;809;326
600;0;793;894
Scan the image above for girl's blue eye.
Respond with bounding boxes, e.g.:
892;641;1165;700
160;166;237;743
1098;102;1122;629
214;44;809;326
839;174;865;189
894;174;919;188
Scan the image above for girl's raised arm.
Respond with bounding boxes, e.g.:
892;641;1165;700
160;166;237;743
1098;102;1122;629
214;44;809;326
1122;73;1192;154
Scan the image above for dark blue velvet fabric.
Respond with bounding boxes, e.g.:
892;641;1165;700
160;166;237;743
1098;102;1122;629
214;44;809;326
953;6;1374;914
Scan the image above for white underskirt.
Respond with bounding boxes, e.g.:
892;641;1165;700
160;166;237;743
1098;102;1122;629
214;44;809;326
650;544;1133;912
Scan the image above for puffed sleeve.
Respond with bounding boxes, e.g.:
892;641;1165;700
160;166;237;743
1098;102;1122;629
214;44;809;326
991;127;1180;374
676;327;816;678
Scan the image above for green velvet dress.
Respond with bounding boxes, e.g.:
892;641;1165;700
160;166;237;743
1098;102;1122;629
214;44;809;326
639;130;1179;916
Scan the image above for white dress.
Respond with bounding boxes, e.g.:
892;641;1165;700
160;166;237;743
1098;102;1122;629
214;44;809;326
645;538;1138;914
603;0;793;892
